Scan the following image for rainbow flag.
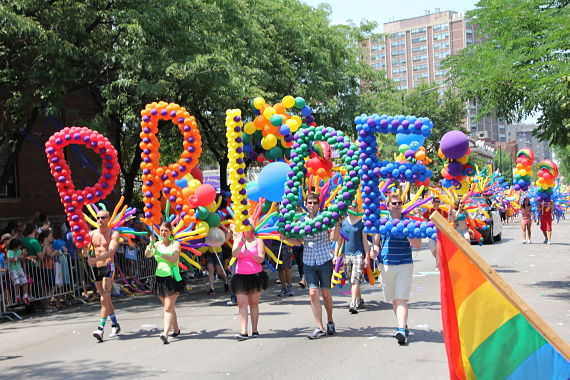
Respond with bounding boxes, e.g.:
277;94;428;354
435;221;570;379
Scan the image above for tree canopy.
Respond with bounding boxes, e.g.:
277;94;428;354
444;0;570;145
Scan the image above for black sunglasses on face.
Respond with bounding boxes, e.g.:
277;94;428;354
306;201;318;205
391;201;403;206
97;216;109;220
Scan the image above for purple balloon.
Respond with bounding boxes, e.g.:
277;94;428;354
447;161;464;177
440;130;469;159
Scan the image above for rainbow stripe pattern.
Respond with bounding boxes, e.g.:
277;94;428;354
437;231;570;379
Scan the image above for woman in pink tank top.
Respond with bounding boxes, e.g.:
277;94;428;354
520;197;532;244
230;226;268;341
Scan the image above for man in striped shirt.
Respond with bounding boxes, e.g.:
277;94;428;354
371;191;421;345
285;193;337;340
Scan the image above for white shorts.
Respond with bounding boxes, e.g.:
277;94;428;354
10;268;28;285
428;239;437;251
380;263;413;303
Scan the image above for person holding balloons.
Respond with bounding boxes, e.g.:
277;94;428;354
230;224;268;341
539;199;554;245
145;221;184;344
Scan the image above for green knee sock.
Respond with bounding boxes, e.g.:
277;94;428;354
99;317;107;330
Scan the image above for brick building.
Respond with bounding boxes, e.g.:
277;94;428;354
0;89;121;225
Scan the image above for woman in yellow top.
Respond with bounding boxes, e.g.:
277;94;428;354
145;222;184;344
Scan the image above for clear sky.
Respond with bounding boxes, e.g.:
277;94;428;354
302;0;478;31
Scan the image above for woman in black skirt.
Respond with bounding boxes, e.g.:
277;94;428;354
230;225;267;341
145;222;184;344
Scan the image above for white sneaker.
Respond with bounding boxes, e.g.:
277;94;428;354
109;323;121;337
527;239;531;244
93;329;104;342
547;240;552;245
543;238;548;244
522;240;526;244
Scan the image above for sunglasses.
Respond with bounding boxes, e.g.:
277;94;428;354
433;201;441;203
390;201;403;206
306;201;318;205
96;216;109;220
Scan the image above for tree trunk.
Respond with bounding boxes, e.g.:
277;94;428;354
0;107;39;191
219;155;229;192
122;144;142;205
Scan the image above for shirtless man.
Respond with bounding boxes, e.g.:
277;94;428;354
85;210;121;342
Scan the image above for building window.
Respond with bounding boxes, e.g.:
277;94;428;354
392;67;407;74
433;42;450;50
391;40;405;48
397;85;408;90
412;46;427;53
391;31;405;39
413;73;429;80
0;141;18;198
391;58;407;66
371;44;385;52
435;70;448;77
412;55;428;62
433;23;449;31
372;53;385;60
411;27;426;34
413;64;428;71
433;32;449;41
393;77;407;83
466;39;473;45
391;49;405;57
371;62;386;70
434;51;450;59
412;37;427;44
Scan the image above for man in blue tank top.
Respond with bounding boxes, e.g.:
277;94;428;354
371;191;421;345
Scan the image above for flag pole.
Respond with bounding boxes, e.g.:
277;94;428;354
429;211;570;360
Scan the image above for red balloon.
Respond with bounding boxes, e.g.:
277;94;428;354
194;184;217;207
190;166;204;183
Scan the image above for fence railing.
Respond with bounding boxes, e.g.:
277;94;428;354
0;243;157;320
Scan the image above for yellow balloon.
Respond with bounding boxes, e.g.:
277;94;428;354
197;246;208;254
196;221;210;233
282;95;295;108
519;169;527;176
263;107;276;120
457;155;469;165
253;97;265;110
292;115;302;126
244;121;256;135
206;201;218;212
286;118;299;132
188;179;201;190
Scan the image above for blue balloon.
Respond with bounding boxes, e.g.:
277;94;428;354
257;161;290;202
175;178;188;189
246;181;261;202
396;133;425;147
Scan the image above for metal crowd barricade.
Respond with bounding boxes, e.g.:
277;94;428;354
2;251;78;315
1;270;22;320
112;243;156;294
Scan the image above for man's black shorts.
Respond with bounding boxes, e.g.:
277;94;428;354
92;263;115;282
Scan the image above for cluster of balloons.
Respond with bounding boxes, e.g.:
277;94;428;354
242;95;313;162
536;160;559;201
278;126;360;238
513;148;534;191
375;161;432;184
356;114;434;233
355;114;434;138
305;141;333;180
439;130;473;194
378;218;437;240
45;127;119;247
225;109;250;231
139;102;203;226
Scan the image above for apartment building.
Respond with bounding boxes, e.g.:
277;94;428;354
506;124;552;163
362;10;507;143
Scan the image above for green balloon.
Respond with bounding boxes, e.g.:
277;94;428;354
261;200;272;214
206;212;221;227
270;114;282;127
196;206;209;221
294;97;306;109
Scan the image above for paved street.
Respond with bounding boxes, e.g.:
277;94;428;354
1;218;568;379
